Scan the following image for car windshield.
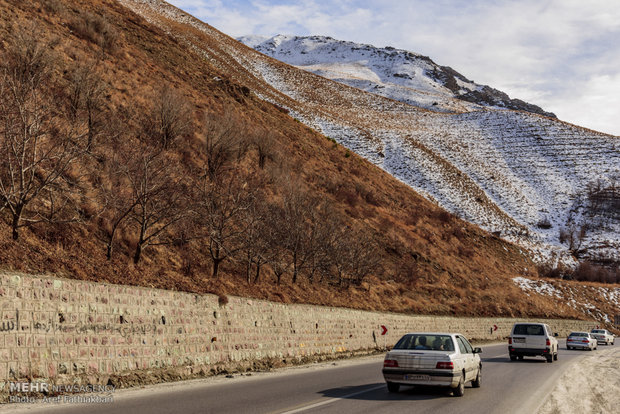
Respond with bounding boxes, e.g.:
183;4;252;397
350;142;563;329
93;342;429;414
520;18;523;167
569;332;587;337
513;324;544;335
393;334;455;351
591;330;604;333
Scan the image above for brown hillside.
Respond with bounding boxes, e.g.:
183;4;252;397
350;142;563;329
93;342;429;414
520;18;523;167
0;0;588;320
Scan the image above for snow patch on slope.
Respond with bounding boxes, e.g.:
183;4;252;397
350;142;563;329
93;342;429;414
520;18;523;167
513;277;620;323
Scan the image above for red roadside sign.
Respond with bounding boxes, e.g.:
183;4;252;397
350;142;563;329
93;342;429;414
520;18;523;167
381;325;388;335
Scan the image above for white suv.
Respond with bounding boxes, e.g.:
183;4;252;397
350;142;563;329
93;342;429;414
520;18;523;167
508;322;559;363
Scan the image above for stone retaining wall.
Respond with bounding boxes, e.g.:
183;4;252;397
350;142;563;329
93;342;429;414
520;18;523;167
0;272;597;386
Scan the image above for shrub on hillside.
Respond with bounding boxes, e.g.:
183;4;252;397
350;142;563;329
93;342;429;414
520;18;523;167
436;210;453;224
536;217;552;229
457;245;475;258
39;0;65;14
571;262;619;283
537;263;565;279
69;12;119;55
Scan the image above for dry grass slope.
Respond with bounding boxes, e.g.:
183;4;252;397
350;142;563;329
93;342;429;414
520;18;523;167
0;0;614;324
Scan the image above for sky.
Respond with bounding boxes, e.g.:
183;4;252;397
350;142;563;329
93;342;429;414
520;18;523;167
167;0;620;136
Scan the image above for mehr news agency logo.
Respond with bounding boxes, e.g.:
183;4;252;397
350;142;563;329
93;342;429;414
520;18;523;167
3;382;115;404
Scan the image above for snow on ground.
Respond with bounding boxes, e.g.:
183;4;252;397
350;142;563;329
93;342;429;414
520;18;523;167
513;277;620;323
239;34;482;113
513;277;563;299
121;0;620;268
537;346;620;414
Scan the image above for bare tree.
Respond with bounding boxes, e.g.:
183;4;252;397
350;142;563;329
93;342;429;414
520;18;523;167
322;223;379;286
201;111;243;181
0;28;85;240
251;128;275;169
278;181;322;284
559;222;588;253
97;138;140;260
307;203;341;283
66;62;108;152
125;144;189;264
344;229;380;285
269;243;290;286
142;85;192;150
237;195;271;284
195;171;254;278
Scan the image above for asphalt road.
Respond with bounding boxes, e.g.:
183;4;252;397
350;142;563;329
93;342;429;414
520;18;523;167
4;341;617;414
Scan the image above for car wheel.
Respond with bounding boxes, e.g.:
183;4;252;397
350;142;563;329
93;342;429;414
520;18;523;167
554;352;558;361
510;355;517;361
387;382;400;393
546;355;553;363
452;373;465;397
518;355;524;361
472;366;481;388
567;346;571;350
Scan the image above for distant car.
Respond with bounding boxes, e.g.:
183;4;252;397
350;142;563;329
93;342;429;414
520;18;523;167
590;329;615;345
566;332;597;350
382;332;482;397
508;322;559;362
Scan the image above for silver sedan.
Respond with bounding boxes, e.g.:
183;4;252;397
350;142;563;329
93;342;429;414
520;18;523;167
566;332;597;350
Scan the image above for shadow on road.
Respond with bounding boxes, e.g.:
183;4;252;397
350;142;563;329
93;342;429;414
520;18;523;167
483;357;549;363
318;382;463;401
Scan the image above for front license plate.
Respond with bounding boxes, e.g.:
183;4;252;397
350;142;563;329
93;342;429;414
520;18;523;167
405;375;431;381
513;338;525;343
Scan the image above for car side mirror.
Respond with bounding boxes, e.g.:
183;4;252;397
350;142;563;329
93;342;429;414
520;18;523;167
473;347;482;354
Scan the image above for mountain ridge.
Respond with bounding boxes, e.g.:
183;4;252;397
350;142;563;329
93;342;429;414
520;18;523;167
238;34;556;118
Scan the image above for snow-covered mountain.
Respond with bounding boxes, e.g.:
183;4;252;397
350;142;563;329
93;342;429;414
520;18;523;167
121;0;619;269
239;34;555;117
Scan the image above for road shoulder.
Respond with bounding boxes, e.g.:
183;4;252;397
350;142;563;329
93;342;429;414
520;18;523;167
537;344;619;414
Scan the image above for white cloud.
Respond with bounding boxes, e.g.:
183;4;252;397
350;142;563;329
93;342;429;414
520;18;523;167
549;73;620;135
168;0;620;136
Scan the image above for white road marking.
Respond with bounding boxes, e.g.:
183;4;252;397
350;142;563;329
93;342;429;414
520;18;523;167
278;384;386;414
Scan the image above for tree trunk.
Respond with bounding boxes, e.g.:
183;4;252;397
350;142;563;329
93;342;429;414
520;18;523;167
12;224;19;240
133;243;143;264
11;207;22;240
245;254;252;284
292;251;298;284
106;227;118;260
253;262;262;284
134;223;147;264
210;242;224;278
212;257;222;278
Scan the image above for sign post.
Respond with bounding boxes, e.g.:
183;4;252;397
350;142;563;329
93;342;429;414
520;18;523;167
381;325;388;350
